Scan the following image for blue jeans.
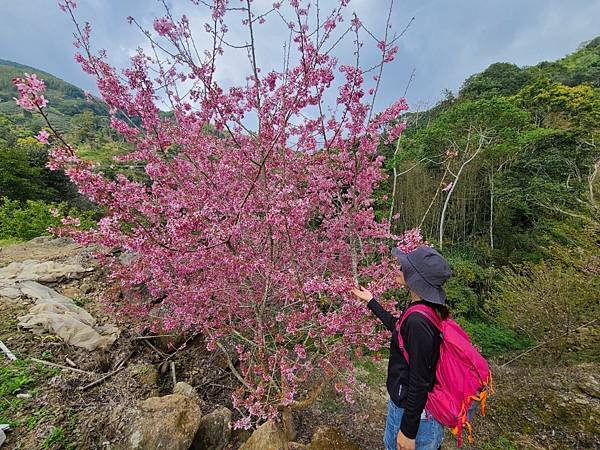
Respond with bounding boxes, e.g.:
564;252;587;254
384;399;444;450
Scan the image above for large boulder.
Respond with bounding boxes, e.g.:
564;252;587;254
238;421;287;450
191;406;232;450
308;427;361;450
0;259;90;282
124;394;202;450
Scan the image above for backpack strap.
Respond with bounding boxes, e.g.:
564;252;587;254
395;304;442;363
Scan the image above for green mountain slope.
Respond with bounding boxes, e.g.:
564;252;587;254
0;58;107;133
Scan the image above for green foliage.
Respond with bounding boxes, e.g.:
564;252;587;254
492;128;599;263
0;197;96;240
457;319;532;358
514;77;600;129
71;296;89;308
400;97;530;163
0;359;59;429
460;63;533;100
479;436;518;450
41;426;73;450
0;145;45;201
444;252;496;318
527;37;600;88
0;361;34;399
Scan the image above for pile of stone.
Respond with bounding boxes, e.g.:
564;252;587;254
116;382;360;450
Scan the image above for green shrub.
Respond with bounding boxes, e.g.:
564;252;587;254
457;319;532;357
0;197;95;240
491;260;600;363
444;252;496;318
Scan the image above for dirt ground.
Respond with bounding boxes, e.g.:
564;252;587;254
1;238;598;450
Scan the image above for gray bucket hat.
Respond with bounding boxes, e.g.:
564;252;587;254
392;246;452;305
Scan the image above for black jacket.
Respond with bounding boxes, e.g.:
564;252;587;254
368;298;441;439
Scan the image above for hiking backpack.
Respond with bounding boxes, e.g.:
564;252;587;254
396;304;493;447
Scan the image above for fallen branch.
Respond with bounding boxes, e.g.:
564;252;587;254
78;351;133;391
216;341;252;391
131;334;177;340
139;337;169;358
65;357;77;368
78;365;126;391
30;357;94;375
500;318;598;368
0;341;16;361
112;350;135;371
170;361;177;388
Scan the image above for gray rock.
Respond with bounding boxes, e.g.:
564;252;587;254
49;237;75;246
173;382;200;402
191;406;232;450
0;286;20;299
308;426;360;450
577;373;600;399
0;260;89;282
0;428;5;447
239;421;287;450
124;394;202;450
28;236;53;244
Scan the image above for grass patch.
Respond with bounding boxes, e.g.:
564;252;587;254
0;360;60;429
0;237;23;246
71;296;89;308
0;360;34;428
355;356;387;388
39;350;54;361
480;435;518;450
26;406;49;430
41;426;76;450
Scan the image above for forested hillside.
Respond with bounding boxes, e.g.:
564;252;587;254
0;59;108;132
378;36;600;362
0;59;131;239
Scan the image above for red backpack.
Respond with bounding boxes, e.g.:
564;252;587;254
396;304;493;447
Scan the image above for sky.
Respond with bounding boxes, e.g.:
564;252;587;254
1;0;599;112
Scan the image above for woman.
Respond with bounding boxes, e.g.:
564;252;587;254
352;246;452;450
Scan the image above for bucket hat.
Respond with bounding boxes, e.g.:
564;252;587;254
392;246;452;305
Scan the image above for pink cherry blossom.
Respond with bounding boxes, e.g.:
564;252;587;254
442;181;454;192
13;73;48;110
18;0;412;427
36;130;50;144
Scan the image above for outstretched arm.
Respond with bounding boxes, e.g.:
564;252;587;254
351;287;397;331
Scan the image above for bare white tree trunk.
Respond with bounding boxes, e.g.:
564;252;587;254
489;170;494;249
439;131;487;249
388;137;402;227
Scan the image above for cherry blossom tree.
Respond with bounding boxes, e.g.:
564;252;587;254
15;0;421;432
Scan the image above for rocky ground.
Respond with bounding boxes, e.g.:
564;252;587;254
0;237;598;449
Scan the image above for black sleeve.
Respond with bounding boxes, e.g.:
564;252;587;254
367;298;396;332
399;313;438;439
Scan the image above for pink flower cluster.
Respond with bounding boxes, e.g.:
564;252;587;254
30;0;413;428
13;73;48;110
